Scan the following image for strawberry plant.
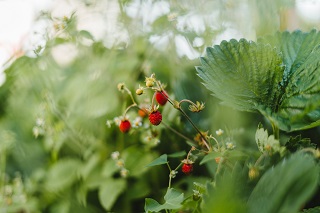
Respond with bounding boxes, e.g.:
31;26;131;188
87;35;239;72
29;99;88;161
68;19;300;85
1;1;320;213
141;30;320;212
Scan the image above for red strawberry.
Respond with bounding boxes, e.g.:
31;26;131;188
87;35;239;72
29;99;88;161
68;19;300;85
182;163;193;175
149;110;162;126
119;120;131;133
155;91;168;106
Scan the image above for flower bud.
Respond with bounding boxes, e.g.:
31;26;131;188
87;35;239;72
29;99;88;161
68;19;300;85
248;167;260;180
136;88;144;95
117;83;125;91
145;79;154;87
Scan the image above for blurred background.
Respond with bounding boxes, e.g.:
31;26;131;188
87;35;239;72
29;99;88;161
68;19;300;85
1;0;320;212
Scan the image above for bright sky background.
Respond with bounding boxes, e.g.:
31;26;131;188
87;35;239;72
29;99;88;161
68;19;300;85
0;0;320;86
0;0;52;84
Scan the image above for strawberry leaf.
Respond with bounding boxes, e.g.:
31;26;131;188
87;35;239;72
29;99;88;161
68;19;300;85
99;178;126;211
144;188;184;212
247;153;319;213
146;154;168;167
197;38;283;112
197;30;320;131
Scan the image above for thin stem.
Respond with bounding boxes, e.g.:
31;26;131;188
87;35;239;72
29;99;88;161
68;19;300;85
254;152;267;167
271;121;280;140
122;86;139;117
166;162;172;189
123;103;138;117
155;79;211;151
215;159;223;175
177;108;211;151
186;148;193;160
210;135;220;150
124;87;137;105
151;91;156;108
179;99;198;108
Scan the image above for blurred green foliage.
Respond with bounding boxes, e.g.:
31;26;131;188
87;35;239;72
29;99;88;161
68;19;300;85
1;0;320;212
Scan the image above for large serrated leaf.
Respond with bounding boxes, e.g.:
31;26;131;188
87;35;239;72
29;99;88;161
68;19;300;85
259;30;320;131
198;30;320;131
197;39;284;112
247;153;319;213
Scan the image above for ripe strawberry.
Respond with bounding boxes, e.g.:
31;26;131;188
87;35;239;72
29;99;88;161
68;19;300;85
155;91;168;106
182;163;193;175
149;110;162;126
119;120;131;133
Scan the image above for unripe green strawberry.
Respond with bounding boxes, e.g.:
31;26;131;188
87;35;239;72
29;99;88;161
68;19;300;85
136;88;144;95
149;110;162;126
248;167;260;180
119;120;131;133
182;163;193;175
155;91;168;106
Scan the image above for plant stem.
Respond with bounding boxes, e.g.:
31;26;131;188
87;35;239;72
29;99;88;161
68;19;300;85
254;152;267;167
177;108;211;151
179;99;197;108
123;103;137;116
155;80;211;151
271;121;280;140
124;87;137;105
167;162;172;189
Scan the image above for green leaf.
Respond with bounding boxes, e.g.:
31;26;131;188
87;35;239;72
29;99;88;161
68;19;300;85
145;198;162;213
162;188;184;209
98;178;126;211
144;188;184;212
127;179;151;200
197;30;320;131
202;164;248;213
168;151;187;158
285;135;315;152
122;146;155;177
301;206;320;213
197;38;284;112
45;159;82;192
146;154;168;167
200;152;221;165
101;159;119;177
247;153;319;213
80;153;100;179
78;30;94;40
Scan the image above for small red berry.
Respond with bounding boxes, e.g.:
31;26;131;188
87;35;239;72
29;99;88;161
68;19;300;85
119;120;131;133
149;110;162;126
155;91;168;106
182;163;193;175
